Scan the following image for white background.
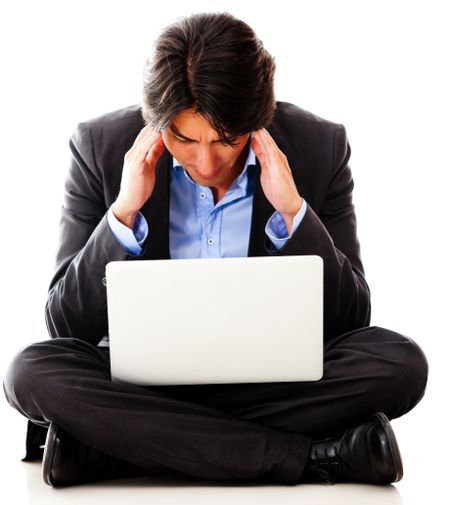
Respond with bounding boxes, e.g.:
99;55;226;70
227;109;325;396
0;1;448;502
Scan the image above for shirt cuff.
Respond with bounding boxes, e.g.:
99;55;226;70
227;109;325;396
106;206;148;256
265;199;308;250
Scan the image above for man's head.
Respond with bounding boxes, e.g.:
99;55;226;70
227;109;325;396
161;107;251;189
140;12;276;187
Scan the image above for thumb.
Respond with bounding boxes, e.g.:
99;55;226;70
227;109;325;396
145;137;165;163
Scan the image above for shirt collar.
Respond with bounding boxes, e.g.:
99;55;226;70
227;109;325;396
172;144;256;193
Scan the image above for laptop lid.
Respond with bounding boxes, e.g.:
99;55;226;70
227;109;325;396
105;255;323;386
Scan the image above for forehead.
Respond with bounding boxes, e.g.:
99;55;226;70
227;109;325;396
169;108;239;142
171;108;213;131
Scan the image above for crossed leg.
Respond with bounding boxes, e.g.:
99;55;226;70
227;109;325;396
182;325;429;439
2;325;428;484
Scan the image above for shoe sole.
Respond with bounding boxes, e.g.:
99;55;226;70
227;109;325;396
373;412;404;483
42;423;58;487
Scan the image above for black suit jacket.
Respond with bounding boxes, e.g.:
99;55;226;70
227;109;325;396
23;100;371;460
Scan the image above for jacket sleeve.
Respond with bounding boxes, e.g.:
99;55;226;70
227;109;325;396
45;122;135;346
265;124;371;343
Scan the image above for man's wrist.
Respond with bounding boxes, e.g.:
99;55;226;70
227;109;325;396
281;197;303;235
111;202;139;230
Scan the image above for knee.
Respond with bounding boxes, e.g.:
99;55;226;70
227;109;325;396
3;338;83;409
376;327;429;415
3;340;49;408
398;334;429;404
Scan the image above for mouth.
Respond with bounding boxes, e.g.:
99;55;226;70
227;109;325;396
195;167;225;179
198;172;220;180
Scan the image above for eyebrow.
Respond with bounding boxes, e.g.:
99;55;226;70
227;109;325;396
169;124;235;143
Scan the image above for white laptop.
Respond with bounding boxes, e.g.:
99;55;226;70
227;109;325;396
105;255;323;386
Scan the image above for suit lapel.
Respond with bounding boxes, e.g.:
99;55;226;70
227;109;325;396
140;148;171;260
246;156;274;256
247;121;285;256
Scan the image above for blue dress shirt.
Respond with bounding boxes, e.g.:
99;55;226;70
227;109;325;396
106;145;308;257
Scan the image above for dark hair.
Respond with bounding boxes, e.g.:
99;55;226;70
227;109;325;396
141;12;276;147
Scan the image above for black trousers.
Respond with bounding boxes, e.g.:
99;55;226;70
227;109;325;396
3;325;428;485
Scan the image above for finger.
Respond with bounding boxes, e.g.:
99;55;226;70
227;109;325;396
127;126;157;157
250;133;267;166
132;124;153;147
134;131;163;158
130;133;163;164
145;138;165;164
136;128;161;149
253;129;273;164
261;128;280;153
260;129;288;168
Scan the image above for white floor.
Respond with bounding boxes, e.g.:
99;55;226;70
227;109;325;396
0;383;443;505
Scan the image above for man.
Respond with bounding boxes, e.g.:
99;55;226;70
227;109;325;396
3;11;428;487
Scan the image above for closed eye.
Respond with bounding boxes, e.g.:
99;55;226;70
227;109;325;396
174;136;238;145
174;136;192;144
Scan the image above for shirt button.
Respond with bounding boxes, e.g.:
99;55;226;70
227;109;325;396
207;238;214;245
200;192;206;199
102;277;107;286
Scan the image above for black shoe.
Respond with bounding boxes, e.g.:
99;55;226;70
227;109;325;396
301;412;403;485
42;422;150;487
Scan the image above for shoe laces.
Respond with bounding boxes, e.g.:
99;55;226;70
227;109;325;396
305;462;333;484
309;434;353;483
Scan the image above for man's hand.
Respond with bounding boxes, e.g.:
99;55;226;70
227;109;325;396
112;125;165;228
250;128;303;235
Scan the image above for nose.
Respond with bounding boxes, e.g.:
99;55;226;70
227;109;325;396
196;145;217;174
